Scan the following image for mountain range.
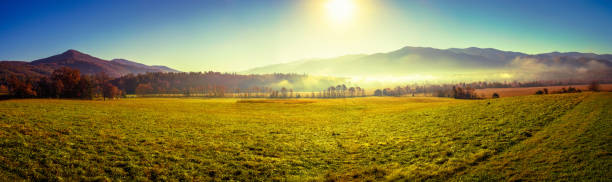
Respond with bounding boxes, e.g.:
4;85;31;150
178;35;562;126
245;46;612;81
2;47;611;82
0;49;179;78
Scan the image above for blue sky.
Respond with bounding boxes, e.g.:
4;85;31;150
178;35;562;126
1;0;611;72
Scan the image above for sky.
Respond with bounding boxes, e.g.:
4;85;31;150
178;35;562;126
1;0;611;72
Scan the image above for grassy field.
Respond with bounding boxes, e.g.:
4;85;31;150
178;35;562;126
475;84;612;98
0;93;610;181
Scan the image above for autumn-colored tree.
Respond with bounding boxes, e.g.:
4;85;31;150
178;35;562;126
7;76;36;98
76;76;94;99
135;83;154;95
51;67;81;98
452;86;478;99
103;83;121;100
94;72;110;97
0;84;8;93
53;80;64;98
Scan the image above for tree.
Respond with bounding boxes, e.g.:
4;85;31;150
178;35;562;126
394;86;404;97
328;87;336;98
452;86;477;99
589;81;600;92
103;83;121;100
280;87;288;98
464;86;475;99
36;77;53;98
374;89;382;96
348;87;355;97
454;86;464;98
7;76;36;98
383;88;392;96
53;80;64;98
76;76;94;99
94;72;110;98
51;67;81;98
0;85;8;94
135;83;154;95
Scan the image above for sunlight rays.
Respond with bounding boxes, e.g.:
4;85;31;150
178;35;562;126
325;0;356;23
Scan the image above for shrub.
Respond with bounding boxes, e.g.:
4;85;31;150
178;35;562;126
492;93;500;98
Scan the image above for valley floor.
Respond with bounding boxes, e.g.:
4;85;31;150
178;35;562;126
475;83;612;98
0;93;610;181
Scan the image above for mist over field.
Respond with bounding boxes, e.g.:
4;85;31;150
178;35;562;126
245;47;612;84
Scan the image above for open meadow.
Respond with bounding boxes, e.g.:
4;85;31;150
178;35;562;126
2;1;612;181
0;92;610;181
475;84;612;98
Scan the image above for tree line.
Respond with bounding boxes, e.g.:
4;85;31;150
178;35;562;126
1;69;351;99
3;67;121;99
372;80;604;99
111;72;346;96
535;81;601;95
1;68;605;100
372;84;478;99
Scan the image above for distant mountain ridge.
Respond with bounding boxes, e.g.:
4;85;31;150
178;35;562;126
244;46;612;81
0;49;179;78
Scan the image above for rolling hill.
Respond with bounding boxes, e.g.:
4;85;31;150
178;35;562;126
245;46;612;81
0;50;179;78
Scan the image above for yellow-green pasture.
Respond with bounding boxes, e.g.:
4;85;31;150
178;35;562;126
0;93;610;181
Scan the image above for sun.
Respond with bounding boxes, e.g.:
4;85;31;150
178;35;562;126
325;0;356;23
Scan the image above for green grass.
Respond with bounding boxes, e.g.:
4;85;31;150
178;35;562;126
454;93;612;181
0;93;609;181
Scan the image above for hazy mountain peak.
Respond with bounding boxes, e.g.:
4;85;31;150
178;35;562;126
396;46;436;52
